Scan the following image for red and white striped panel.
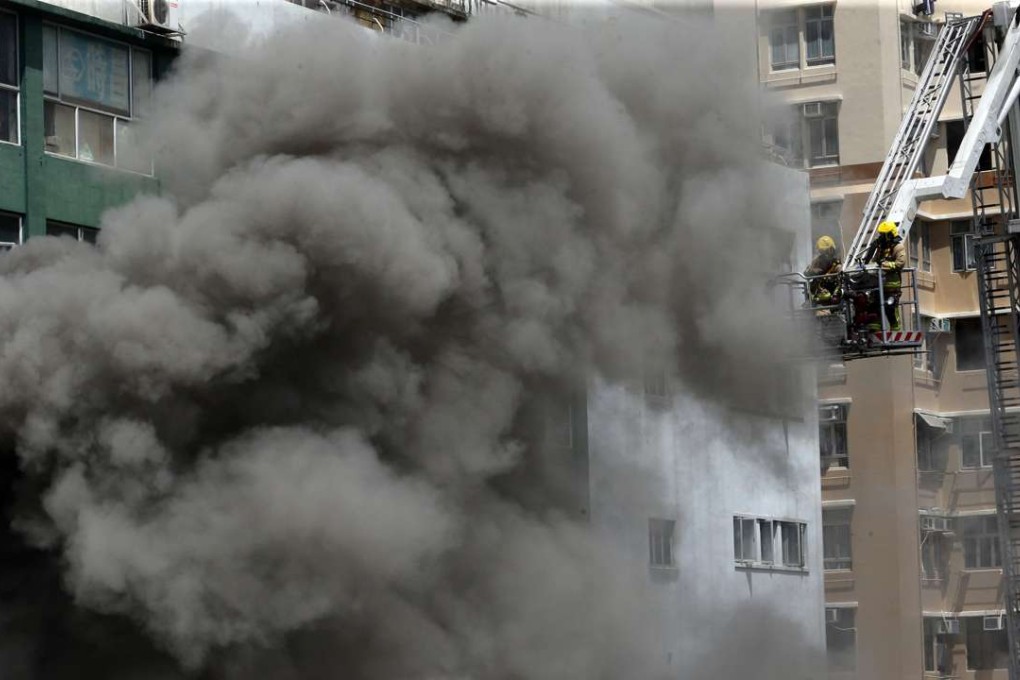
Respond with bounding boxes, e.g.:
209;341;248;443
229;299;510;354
869;331;924;345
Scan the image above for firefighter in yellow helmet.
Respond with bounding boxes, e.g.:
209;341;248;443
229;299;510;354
804;235;842;305
868;221;907;330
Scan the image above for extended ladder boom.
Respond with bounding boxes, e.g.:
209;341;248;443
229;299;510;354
846;8;1020;264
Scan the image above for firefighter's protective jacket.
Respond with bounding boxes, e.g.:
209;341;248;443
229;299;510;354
871;238;906;289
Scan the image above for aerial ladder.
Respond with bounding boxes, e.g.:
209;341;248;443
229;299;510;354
781;3;1020;676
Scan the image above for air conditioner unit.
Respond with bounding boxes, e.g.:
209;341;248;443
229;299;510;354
137;0;180;32
825;608;839;624
921;516;952;533
802;102;824;118
928;317;952;333
984;615;1005;631
937;618;960;635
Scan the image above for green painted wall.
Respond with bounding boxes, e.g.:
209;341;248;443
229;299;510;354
2;1;177;239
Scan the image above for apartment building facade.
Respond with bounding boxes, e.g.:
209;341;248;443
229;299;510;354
757;0;1012;677
0;0;178;245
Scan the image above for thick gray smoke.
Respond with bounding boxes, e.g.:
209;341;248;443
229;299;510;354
0;8;803;679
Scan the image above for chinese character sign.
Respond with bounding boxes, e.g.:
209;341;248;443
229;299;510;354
59;31;129;115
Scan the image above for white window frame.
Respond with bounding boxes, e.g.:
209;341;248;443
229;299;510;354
0;9;20;148
0;211;22;251
803;5;836;67
41;23;153;175
952;220;978;272
962;515;1001;570
767;4;835;73
648;518;676;568
734;515;807;570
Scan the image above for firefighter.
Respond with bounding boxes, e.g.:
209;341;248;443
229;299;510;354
804;235;842;305
869;221;907;330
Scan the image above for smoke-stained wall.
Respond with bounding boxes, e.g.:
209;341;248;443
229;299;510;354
586;164;824;680
0;5;820;679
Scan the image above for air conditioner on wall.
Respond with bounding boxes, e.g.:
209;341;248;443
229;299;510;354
984;615;1005;631
802;102;823;118
937;619;960;635
920;516;952;533
137;0;180;32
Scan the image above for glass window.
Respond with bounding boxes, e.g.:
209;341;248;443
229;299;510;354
42;25;58;95
955;318;985;371
804;5;835;66
46;221;98;245
910;224;930;271
0;89;15;145
951;220;977;272
823;509;852;570
77;109;114;166
769;11;800;71
758;520;775;565
900;19;912;70
819;404;848;467
648;518;675;568
57;29;130;115
807;102;839;167
924;618;951;674
966;617;1009;669
826;607;856;671
0;11;17;146
962;515;1000;569
734;517;757;562
959;416;994;468
131;49;152;119
46;221;78;239
921;531;945;580
0;12;15;88
780;521;805;567
42;25;153;172
0;212;20;249
44;101;75;157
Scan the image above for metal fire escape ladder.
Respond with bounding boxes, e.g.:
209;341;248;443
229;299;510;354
977;238;1020;680
846;16;985;264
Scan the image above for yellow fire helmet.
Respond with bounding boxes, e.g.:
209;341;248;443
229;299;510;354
877;221;899;238
816;235;837;253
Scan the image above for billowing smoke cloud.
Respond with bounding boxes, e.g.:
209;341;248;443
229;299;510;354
0;8;803;679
